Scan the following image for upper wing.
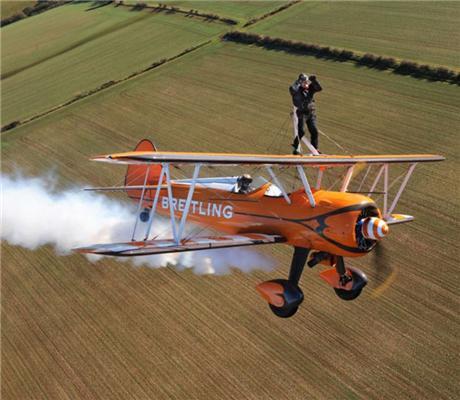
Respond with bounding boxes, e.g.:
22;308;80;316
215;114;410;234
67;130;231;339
74;233;285;257
92;151;444;166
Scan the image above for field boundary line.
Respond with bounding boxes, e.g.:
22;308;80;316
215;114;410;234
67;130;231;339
222;31;460;85
1;40;212;134
243;1;300;28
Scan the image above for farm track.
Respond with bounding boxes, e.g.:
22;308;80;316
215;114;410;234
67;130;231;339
2;3;459;400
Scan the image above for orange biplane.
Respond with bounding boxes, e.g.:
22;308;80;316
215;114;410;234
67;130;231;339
75;139;444;318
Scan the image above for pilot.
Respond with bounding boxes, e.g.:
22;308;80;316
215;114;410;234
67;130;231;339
289;73;323;154
235;174;253;194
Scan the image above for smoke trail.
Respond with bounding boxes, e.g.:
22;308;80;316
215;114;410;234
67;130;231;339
1;173;276;274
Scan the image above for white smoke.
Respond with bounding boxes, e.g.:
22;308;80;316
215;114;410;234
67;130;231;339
1;173;276;274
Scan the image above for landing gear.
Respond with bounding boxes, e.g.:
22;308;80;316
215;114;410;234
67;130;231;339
334;266;367;301
257;247;309;318
139;208;150;222
331;257;367;301
257;249;368;317
267;279;304;318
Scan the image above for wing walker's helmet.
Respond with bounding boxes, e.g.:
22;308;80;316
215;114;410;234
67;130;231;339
298;73;308;82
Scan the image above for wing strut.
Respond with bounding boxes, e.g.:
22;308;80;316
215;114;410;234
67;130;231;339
177;163;201;243
316;167;325;190
141;162;202;244
296;166;316;207
368;165;385;196
383;164;389;217
164;163;179;243
361;162;418;220
132;166;151;241
357;165;372;191
340;165;355;192
387;163;417;217
143;166;165;240
266;166;291;204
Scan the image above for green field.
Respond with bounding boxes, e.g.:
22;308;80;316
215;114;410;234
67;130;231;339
1;2;227;125
2;3;460;400
124;0;288;22
250;1;460;69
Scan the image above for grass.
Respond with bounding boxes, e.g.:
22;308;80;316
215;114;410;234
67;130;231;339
3;39;459;399
249;1;460;69
123;0;288;22
1;2;228;125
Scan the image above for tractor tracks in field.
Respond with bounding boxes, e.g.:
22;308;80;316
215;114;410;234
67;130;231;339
1;12;152;81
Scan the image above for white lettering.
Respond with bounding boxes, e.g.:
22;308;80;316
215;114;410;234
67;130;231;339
191;200;198;213
160;197;233;219
223;205;233;219
212;203;222;217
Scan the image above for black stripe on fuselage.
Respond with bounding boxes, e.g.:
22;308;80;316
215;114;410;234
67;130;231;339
234;203;375;254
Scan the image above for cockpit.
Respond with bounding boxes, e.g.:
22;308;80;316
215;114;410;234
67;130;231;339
177;175;284;197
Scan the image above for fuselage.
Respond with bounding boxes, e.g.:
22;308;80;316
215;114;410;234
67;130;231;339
128;181;381;257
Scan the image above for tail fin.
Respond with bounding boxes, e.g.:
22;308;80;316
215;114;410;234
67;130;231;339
125;139;162;202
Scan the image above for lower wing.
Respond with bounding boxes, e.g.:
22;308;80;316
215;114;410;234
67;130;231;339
74;233;285;257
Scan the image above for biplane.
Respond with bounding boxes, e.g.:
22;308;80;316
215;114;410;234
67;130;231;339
75;138;444;318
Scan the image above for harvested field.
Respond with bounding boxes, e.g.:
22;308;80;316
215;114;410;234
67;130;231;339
2;4;459;400
249;1;460;69
1;2;227;125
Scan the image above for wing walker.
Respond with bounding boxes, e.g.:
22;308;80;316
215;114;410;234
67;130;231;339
75;138;444;318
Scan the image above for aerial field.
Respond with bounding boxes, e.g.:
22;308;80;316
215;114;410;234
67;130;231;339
249;1;460;69
123;0;288;22
1;2;227;125
2;3;459;400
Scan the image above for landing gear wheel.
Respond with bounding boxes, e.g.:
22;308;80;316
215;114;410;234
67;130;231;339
267;279;304;318
139;209;150;222
334;267;367;301
334;287;363;301
269;303;299;318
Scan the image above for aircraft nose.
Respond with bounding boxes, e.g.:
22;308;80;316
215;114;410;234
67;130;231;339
360;217;389;240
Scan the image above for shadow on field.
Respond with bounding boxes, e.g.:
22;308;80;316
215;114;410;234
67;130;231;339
85;1;113;12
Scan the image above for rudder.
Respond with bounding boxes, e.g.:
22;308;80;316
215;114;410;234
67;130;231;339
125;139;162;201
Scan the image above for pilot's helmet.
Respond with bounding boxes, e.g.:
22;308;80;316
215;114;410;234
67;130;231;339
240;174;253;183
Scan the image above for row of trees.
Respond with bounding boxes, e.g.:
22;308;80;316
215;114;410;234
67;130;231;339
223;31;459;85
126;2;237;25
1;0;68;27
244;1;300;27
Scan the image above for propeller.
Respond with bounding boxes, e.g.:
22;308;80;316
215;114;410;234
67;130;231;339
370;241;397;297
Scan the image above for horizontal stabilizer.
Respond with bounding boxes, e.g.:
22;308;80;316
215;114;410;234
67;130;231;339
74;233;285;257
385;214;414;225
